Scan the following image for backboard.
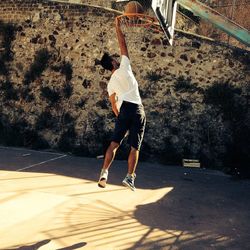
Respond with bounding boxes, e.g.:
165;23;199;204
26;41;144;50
151;0;178;45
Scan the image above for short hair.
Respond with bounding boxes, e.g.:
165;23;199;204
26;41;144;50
100;52;114;71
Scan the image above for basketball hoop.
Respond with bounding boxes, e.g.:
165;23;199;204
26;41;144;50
116;13;162;50
116;13;161;33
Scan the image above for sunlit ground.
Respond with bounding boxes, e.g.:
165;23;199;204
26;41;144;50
0;147;249;249
1;170;173;249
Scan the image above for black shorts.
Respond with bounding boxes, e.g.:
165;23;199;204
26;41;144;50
111;101;146;151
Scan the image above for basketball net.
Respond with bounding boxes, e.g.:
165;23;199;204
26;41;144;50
116;14;161;51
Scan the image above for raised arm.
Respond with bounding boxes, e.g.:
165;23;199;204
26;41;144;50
115;17;129;58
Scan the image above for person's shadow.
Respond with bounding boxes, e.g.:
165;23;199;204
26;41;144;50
8;239;51;250
8;240;87;250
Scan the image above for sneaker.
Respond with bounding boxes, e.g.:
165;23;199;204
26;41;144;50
98;169;108;188
122;173;136;191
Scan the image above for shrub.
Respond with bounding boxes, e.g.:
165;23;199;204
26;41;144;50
0;80;18;101
0;22;16;76
25;93;35;102
0;119;27;146
58;127;76;152
24;49;50;84
23;129;49;149
20;86;34;102
179;99;192;112
225;122;250;178
204;81;242;120
204;81;249;178
76;97;88;109
40;86;61;104
61;61;73;81
35;111;55;130
63;82;73;98
174;76;198;92
145;71;163;83
0;22;16;62
159;137;182;165
231;49;250;66
96;99;109;109
0;59;8;75
50;64;61;72
62;112;75;125
0;115;49;149
70;113;112;157
51;61;73;82
0;113;8;143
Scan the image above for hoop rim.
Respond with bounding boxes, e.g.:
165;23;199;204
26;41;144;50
116;13;162;32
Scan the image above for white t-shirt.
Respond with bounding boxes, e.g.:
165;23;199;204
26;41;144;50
107;55;142;111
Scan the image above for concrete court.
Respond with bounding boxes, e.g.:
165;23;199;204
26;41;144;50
0;146;250;250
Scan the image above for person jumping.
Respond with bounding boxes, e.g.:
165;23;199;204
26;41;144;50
97;17;146;191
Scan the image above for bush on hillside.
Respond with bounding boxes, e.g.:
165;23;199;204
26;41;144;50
174;76;199;93
24;49;50;85
145;71;163;83
51;61;73;82
0;117;48;149
0;59;8;75
204;81;249;178
63;82;73;99
35;111;56;130
40;86;61;104
0;22;16;76
204;81;242;120
61;61;73;82
62;112;75;126
0;21;16;62
20;86;35;102
58;127;76;152
0;80;18;101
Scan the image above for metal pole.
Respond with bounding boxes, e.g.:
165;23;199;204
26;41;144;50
228;0;236;45
176;0;250;46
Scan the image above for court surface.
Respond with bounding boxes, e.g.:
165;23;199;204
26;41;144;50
0;146;250;250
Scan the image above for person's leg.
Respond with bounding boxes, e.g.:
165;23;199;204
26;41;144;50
98;141;120;188
98;102;130;188
123;105;146;191
102;141;120;170
128;146;139;175
122;147;139;191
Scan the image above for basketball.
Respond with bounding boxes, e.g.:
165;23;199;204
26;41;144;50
124;1;144;14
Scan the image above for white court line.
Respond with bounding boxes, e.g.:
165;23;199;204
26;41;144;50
16;154;67;171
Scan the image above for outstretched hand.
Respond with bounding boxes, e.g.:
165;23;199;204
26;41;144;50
115;16;129;58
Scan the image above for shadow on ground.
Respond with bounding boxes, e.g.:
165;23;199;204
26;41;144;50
7;240;86;250
1;147;250;249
